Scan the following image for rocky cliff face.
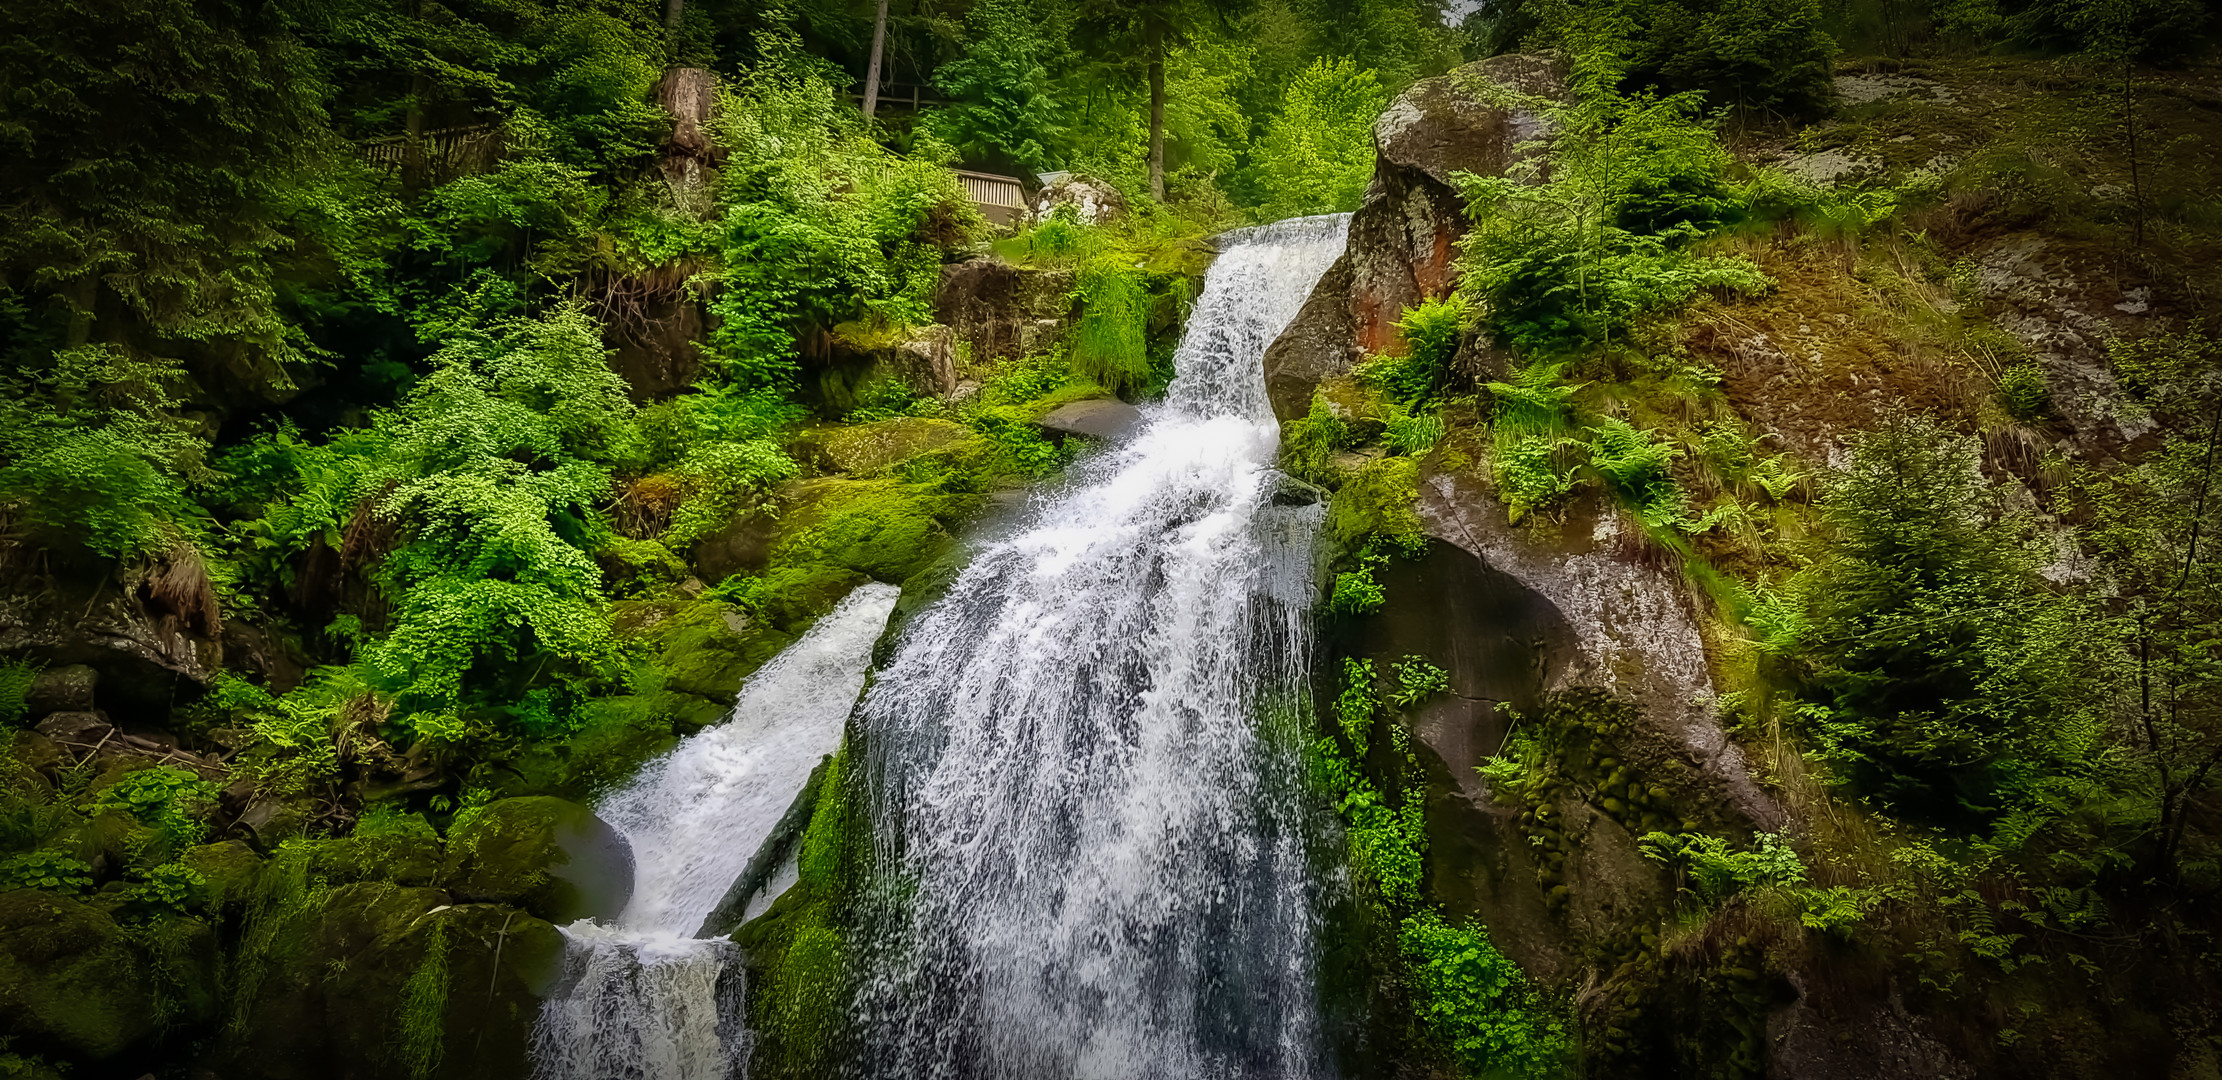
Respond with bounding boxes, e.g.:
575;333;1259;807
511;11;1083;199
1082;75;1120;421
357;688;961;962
1262;54;1565;422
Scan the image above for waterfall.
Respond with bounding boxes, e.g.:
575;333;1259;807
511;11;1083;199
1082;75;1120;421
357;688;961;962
532;582;903;1080
854;214;1351;1080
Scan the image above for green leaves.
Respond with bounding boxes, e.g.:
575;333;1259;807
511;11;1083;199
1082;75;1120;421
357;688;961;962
0;852;94;894
1252;57;1388;220
1399;912;1571;1077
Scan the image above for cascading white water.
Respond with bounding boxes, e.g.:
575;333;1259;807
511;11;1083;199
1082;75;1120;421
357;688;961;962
854;215;1351;1080
533;582;903;1080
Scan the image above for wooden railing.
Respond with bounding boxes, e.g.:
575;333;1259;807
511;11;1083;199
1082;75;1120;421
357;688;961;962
358;123;505;181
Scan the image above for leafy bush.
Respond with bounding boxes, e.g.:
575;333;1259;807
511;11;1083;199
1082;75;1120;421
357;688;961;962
124;863;208;913
1389;656;1452;708
0;345;211;560
0;851;93;893
89;767;218;842
1357;296;1472;410
1282;391;1353;486
1995;363;2051;423
1381;408;1445;456
1638;830;1808;903
1400;912;1571;1078
1454;54;1767;354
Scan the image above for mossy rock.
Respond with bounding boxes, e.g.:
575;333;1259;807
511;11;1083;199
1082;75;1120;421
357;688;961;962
220;881;561;1080
0;888;160;1061
1325;456;1424;551
812;417;972;475
443;797;632;923
310;831;445;888
181;840;265;910
772;478;953;586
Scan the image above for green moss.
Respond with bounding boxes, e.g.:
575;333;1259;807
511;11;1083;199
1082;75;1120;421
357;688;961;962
772;479;954;585
1325;456;1424;553
736;746;872;1077
0;889;160;1061
441;797;628;922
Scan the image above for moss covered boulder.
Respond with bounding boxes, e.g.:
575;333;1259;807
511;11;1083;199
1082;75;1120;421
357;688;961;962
443;797;633;923
222;881;563;1080
0;889;159;1061
811;416;972;474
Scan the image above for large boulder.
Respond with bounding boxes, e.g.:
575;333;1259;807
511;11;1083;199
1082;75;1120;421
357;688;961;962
0;889;161;1061
443;796;634;923
935;259;1076;367
219;881;564;1080
1262;54;1566;422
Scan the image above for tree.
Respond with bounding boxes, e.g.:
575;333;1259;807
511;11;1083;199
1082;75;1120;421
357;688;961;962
930;0;1073;172
0;0;331;354
1074;0;1241;200
1251;57;1387;219
2085;328;2222;878
1789;413;2097;826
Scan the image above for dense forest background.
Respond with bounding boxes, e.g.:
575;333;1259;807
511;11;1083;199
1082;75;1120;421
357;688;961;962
3;0;2222;1076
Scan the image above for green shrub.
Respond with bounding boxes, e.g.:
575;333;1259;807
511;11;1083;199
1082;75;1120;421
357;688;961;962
1996;363;2051;423
1282;392;1353;486
1637;830;1807;903
1400;911;1570;1078
125;863;208;914
1071;266;1151;394
90;767;219;843
1388;656;1451;708
0;851;94;893
1454;50;1768;354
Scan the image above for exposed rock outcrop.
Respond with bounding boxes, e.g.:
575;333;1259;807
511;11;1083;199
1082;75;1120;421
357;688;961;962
0;578;222;713
1262;54;1566;421
935;259;1075;367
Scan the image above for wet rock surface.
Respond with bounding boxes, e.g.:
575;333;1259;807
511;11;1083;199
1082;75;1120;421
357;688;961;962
1035;397;1142;440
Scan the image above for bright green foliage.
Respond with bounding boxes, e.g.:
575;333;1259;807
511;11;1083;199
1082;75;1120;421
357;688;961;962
0;345;213;560
1586;416;1693;528
1454;44;1767;354
1399;912;1571;1078
1282;391;1353;486
1388;656;1451;708
1251;57;1389;219
0;852;94;894
1637;830;1808;902
1330;562;1390;617
1381;408;1445;456
1336;658;1379;754
353;304;639;735
707;68;980;383
1311;736;1427;903
1357;296;1472;410
1072;266;1153;393
89;768;219;845
124;864;208;914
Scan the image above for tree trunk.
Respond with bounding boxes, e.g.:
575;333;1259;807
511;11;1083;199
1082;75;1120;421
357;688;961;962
863;0;891;119
664;0;684;47
1146;20;1166;201
402;71;431;199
